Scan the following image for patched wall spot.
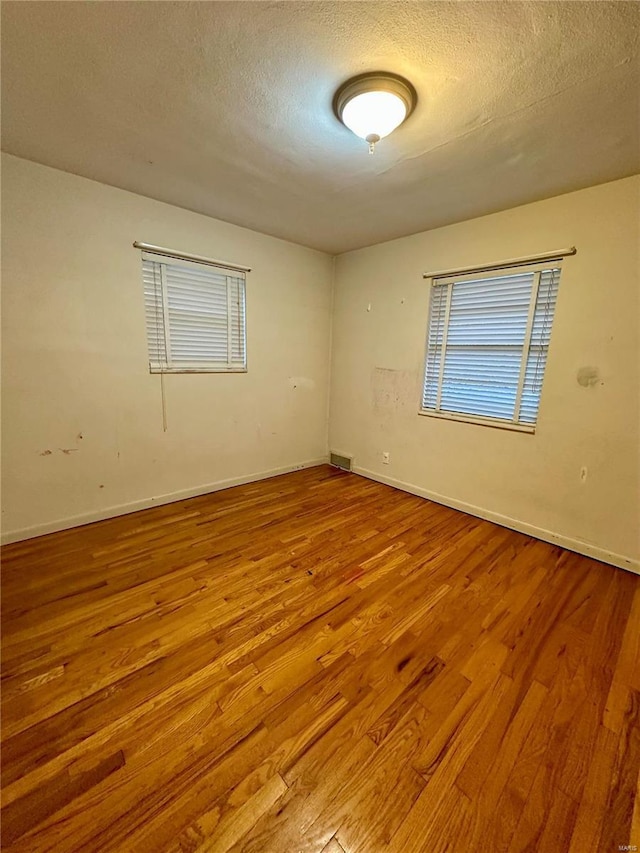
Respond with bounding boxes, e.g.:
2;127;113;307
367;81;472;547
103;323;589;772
577;366;599;388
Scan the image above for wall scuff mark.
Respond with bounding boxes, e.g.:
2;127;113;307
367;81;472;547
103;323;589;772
372;367;416;412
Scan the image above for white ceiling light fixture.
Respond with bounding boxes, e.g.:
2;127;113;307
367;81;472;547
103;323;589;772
333;71;417;154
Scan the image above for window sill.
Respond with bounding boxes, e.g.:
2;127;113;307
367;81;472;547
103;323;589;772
418;408;535;434
149;367;247;374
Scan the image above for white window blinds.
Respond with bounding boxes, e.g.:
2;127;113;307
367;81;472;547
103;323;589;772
422;262;561;429
142;253;246;373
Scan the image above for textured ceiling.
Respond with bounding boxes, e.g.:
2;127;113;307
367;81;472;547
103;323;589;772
2;1;639;254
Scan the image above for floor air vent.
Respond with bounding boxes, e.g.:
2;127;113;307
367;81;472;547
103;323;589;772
330;452;353;472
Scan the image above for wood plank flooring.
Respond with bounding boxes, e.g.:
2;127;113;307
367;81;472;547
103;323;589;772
1;464;639;852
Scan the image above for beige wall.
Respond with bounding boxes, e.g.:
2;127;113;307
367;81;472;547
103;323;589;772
329;176;640;571
1;154;332;541
3;156;638;570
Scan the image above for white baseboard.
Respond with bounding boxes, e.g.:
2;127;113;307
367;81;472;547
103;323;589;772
1;457;329;545
354;466;640;576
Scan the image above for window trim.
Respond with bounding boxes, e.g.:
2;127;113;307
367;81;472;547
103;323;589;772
419;258;565;433
148;366;248;375
417;408;536;434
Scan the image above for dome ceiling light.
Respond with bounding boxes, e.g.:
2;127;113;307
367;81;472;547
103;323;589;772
333;71;417;154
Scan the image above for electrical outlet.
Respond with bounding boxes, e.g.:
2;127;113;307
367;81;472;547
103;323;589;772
382;452;390;464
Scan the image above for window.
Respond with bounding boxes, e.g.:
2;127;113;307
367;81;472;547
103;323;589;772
421;260;562;432
141;252;246;373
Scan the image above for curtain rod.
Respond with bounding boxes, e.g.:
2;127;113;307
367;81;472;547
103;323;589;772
133;242;251;273
423;247;576;280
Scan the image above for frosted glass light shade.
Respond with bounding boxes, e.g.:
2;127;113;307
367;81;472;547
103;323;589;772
341;91;407;141
333;72;417;151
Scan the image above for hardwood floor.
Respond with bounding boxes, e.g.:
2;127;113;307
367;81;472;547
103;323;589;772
1;464;638;852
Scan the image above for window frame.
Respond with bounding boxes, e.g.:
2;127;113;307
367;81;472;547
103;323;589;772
419;259;562;433
141;252;247;375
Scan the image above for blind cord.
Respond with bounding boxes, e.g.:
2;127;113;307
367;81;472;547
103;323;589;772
160;370;168;433
531;270;557;393
154;261;169;431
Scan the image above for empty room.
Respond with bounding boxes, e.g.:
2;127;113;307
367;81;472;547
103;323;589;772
1;1;639;851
